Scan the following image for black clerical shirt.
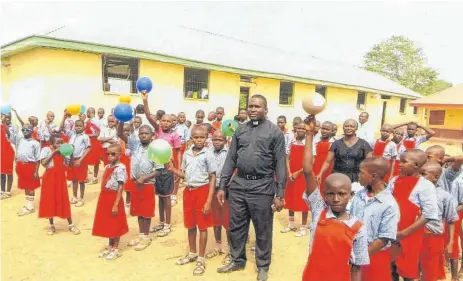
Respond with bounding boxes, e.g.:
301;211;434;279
219;119;287;197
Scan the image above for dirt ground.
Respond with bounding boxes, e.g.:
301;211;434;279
1;141;460;281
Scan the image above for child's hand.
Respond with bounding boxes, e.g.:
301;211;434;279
112;205;118;216
445;242;453;259
136;176;145;186
217;190;225;206
33;171;39;179
396;231;406;241
304;115;317;133
292;170;301;180
202;201;212;215
141;91;148;101
74;159;81;167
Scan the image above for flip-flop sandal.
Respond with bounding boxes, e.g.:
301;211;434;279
134;237;151;251
222;253;232;265
69;225;81;235
99;248;112;258
156;227;171;237
205;249;225;259
176;254;197;265
295;230;307;237
150;224;165;233
127;238;140;247
193;260;206;276
47;225;56;235
106;250;121;260
280;227;297;233
17;207;34;216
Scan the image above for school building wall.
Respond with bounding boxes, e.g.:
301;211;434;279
1;47;419;132
420;106;463;139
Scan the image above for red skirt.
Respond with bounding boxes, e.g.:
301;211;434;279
130;183;155;218
285;175;309;212
0;142;14;174
362;249;391;281
451;211;463;259
85;138;102;165
92;189;128;238
38;168;71;219
16;162;41;190
120;155;135;192
66;164;88;182
420;234;446;281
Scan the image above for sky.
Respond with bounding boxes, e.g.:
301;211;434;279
1;1;462;84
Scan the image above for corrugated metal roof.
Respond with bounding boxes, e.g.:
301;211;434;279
2;22;422;98
410;84;463;106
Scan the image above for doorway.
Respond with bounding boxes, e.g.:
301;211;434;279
381;101;387;126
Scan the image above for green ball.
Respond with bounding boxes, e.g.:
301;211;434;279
148;139;172;165
221;119;239;137
59;144;74;157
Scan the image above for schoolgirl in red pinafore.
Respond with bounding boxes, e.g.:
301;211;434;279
1;124;15;175
92;164;129;238
391;143;402;178
390;176;427;279
373;139;394;181
312;138;333;196
285;141;309;212
84;119;102;166
38;147;71;219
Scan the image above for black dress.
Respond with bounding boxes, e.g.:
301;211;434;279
330;137;373;182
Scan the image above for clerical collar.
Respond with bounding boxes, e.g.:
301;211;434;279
251;119;266;127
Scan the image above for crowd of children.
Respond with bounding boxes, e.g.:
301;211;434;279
2;102;463;281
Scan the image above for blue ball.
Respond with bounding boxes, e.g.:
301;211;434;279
114;103;133;122
1;104;12;115
136;77;153;93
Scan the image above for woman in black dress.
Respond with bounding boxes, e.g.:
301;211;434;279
317;119;372;183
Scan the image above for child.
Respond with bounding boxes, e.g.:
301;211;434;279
419;161;458;281
11;124;41;216
92;143;129;260
203;123;213;149
96;108;107;130
142;93;181;236
281;122;310;237
393;121;435;152
388;149;439;281
185;120;192;129
207;111;216;123
173;112;190;205
313;120;321;143
85;107;102;184
350;157;400;281
120;123;135;216
171;114;178;127
312;121;334;196
331;123;339;140
207;130;231;263
58;110;74;144
117;123;157;251
390;128;405;178
301;114;369;281
11;109;39;141
212;107;225;134
98;115;118;166
238;109;247;125
67;119;91;207
132;116;142;139
170;125;216;276
38;111;58;148
292;116;302;134
38;135;81;235
1;113;16;200
277;115;294;158
370;124;398;181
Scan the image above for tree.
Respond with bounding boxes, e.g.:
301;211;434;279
364;35;452;95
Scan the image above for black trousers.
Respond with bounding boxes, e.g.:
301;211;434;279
228;189;274;270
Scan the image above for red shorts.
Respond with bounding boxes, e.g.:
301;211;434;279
420;234;446;281
183;185;213;231
362;249;391;281
16;162;41;190
451;212;463;259
130;183;155;218
211;190;230;231
66;164;88;182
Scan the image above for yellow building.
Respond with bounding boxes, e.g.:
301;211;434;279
410;84;463;140
1;24;422;131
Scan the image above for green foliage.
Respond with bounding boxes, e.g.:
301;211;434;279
364;35;452;95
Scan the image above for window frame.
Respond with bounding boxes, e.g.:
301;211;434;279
399;98;407;114
102;55;139;94
279;81;294;106
429;110;445;125
315;85;327;99
356;91;366;110
183;67;210;100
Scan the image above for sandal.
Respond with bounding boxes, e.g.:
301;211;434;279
69;225;81;235
70;197;78;204
127;238;140;247
106;250;121;260
156;227;172;237
176;254;198;265
47;225;56;235
99;248;112;258
171;195;177;207
193;260;206;276
150;223;164;233
295;229;307;237
222;253;232;265
17;206;34;216
91;179;98;184
280;226;297;233
75;200;85;207
134;237;151;251
205;249;224;259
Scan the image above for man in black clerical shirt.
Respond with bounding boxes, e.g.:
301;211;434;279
216;94;286;281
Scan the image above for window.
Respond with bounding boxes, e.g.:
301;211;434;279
102;55;139;94
184;68;209;100
279;82;294;105
240;75;252;83
356;91;366;109
429;110;445;125
399;98;407;114
315;86;326;98
239;87;250;112
413;106;418;115
380;95;391;99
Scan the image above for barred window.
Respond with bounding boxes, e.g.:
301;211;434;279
184;68;209;100
356;91;366;109
279;82;294;105
102;55;139;94
429;110;445;125
400;98;407;114
315;85;326;98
